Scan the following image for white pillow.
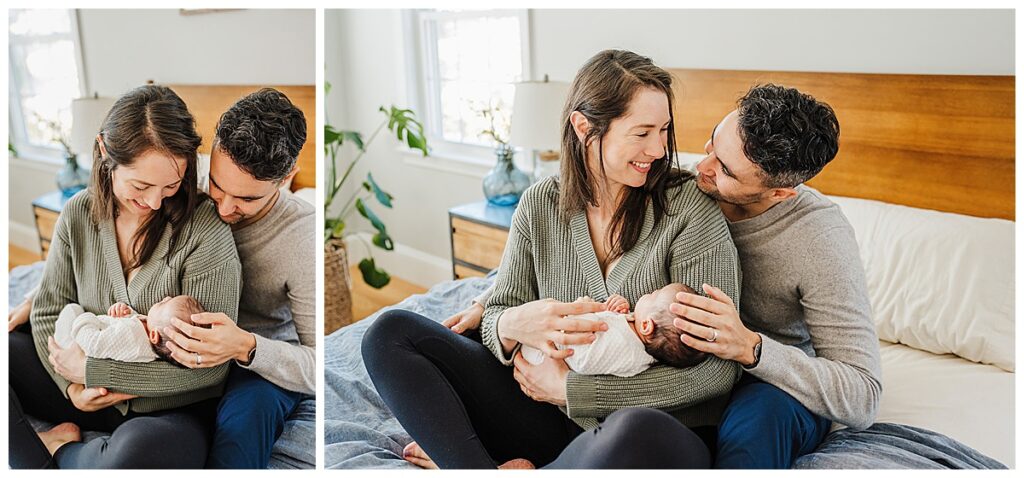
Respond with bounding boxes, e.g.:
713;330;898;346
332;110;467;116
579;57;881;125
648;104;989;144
829;196;1014;372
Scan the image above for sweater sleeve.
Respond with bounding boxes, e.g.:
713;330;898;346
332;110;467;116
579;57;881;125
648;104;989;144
480;201;536;366
238;230;316;394
745;226;882;430
28;207;80;398
565;240;743;418
85;224;242;397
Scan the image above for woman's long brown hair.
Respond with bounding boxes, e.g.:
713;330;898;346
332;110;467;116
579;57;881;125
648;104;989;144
559;50;691;267
89;85;202;272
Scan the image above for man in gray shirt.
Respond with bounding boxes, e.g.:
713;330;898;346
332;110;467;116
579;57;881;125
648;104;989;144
163;88;315;468
668;84;881;468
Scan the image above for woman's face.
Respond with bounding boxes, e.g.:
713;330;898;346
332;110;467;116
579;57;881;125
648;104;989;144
587;87;671;190
110;149;186;218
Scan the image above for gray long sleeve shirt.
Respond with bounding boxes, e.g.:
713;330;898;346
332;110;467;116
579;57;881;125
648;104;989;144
733;185;882;430
231;190;316;395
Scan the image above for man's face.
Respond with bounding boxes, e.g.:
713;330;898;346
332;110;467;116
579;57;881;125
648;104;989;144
694;110;772;205
208;146;281;225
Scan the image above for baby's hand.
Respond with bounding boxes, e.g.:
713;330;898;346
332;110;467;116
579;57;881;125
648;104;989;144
107;302;132;318
604;294;630;314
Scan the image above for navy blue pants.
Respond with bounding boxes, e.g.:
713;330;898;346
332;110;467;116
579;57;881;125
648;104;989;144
205;366;305;469
715;373;832;469
362;309;711;469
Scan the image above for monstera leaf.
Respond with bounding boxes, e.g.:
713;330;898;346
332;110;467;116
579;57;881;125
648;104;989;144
358;257;391;288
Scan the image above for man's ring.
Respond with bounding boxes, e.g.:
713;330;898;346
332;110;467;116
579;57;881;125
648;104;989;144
708;329;718;342
195;353;202;365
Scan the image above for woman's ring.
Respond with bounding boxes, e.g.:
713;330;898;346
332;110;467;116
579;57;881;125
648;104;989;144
195;353;202;366
708;329;718;342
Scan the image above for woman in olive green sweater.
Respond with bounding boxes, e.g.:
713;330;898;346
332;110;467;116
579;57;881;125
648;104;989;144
362;50;741;469
9;85;241;469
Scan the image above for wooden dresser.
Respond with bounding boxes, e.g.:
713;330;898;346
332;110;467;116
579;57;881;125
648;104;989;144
448;201;515;279
32;191;69;259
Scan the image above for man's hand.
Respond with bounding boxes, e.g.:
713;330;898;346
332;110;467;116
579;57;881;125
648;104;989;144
47;336;86;384
512;350;569;406
8;298;31;332
441;303;483;335
107;302;132;318
163;313;255;368
66;383;136;412
670;283;761;365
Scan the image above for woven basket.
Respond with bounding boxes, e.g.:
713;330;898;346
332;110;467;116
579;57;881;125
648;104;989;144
324;238;354;334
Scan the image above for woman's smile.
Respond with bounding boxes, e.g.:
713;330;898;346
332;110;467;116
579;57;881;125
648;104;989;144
629;160;653;174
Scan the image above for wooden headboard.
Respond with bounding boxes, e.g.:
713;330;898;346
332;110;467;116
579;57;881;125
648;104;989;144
167;84;316;192
669;69;1015;220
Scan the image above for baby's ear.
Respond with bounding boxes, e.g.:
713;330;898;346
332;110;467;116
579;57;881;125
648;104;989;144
639;318;655;336
149;329;161;345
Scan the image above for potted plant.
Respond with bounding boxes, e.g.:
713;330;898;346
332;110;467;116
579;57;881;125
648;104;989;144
323;81;429;330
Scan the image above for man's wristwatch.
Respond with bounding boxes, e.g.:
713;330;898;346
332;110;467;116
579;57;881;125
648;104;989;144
743;335;762;369
240;343;257;366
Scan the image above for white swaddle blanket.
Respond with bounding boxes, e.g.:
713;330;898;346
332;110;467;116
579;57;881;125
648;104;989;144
53;304;159;362
521;311;656;377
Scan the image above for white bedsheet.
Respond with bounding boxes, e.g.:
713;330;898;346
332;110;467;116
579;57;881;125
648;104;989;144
858;340;1015;467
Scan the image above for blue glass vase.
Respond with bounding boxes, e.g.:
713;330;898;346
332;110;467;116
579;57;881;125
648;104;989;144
56;153;89;198
482;144;530;207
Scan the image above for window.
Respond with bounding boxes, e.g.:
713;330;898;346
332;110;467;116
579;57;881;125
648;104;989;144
411;10;530;163
8;9;86;161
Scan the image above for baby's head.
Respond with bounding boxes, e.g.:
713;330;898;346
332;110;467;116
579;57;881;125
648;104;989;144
144;295;205;365
632;283;707;368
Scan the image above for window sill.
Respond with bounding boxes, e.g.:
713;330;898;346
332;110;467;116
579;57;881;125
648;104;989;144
399;147;494;179
9;153;64;172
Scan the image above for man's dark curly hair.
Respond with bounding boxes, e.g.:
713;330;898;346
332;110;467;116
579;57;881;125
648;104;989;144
214;88;307;182
736;84;840;188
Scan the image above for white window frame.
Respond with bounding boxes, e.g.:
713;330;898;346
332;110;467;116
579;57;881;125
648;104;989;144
404;9;531;168
8;8;89;164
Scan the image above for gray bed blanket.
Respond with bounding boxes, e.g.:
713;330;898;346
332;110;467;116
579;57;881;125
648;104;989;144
323;274;1005;470
8;262;315;469
794;422;1006;469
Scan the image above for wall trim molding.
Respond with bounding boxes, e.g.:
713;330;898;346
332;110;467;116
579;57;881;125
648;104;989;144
346;232;450;289
9;221;40;254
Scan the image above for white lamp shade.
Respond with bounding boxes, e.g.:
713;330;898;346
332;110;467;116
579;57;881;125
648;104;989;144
70;96;116;158
510;80;570;151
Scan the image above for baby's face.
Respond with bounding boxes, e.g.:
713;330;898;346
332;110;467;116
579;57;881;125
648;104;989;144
146;296;192;331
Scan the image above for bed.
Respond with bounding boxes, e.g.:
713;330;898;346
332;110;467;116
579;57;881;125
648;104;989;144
8;83;317;469
323;67;1014;469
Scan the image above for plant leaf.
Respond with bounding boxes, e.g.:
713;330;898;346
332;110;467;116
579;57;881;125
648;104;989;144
381;105;429;156
363;173;393;208
359;257;391;289
356;198;394;250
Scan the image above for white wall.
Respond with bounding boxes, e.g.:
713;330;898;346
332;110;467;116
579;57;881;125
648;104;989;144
328;8;1015;287
9;9;315;252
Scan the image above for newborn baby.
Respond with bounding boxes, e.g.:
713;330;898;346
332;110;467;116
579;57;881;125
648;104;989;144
521;283;706;377
53;295;205;365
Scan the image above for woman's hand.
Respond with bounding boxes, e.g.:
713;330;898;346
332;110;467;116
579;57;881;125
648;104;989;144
162;313;256;368
66;383;136;412
47;336;86;384
512;351;569;406
496;299;608;359
441;303;484;334
670;283;761;366
8;298;31;333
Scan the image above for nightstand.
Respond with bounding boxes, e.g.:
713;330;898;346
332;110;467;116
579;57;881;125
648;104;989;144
32;191;71;259
448;201;515;279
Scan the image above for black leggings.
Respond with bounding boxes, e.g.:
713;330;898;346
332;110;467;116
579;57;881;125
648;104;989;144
8;329;217;469
361;309;710;469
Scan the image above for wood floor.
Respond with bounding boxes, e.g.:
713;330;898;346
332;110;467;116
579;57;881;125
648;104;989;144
350;265;427;322
9;245;41;271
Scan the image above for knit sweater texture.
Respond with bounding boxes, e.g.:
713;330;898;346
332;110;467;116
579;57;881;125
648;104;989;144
480;176;743;430
29;191;242;414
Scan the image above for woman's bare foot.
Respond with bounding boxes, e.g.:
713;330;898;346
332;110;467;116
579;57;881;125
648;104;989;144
498;458;535;469
403;441;438;469
37;422;81;455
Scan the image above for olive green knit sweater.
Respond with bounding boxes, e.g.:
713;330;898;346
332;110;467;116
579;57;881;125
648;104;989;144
480;176;743;430
29;191;242;415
